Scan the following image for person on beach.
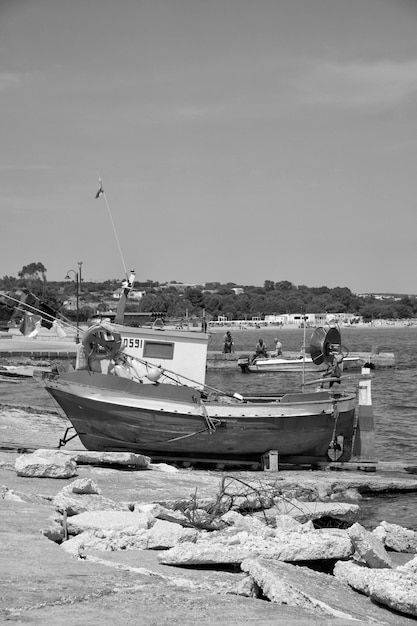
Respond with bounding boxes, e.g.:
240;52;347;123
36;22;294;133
273;337;283;356
222;331;234;353
253;338;268;361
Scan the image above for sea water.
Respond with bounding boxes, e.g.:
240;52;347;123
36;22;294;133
1;325;416;529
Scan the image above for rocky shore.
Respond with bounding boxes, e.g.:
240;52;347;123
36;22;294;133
0;404;417;625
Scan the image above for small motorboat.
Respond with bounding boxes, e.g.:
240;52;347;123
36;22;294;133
238;326;360;373
0;365;34;379
237;354;360;373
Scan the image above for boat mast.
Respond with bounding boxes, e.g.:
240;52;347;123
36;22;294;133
94;176;135;324
114;270;136;324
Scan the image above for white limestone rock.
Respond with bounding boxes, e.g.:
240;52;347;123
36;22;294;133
369;570;417;618
15;450;77;479
147;519;199;549
274;498;359;523
241;558;364;621
373;520;417;553
66;510;153;535
158;528;353;566
347;522;393;569
221;510;274;535
53;490;131;516
334;559;417;618
70;450;150;468
53;477;130;515
62;478;101;495
61;527;150;556
135;502;165;517
333;559;375;594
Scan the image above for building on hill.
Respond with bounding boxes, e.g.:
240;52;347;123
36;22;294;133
112;289;145;301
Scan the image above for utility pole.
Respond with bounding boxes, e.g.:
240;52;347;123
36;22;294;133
78;261;83;294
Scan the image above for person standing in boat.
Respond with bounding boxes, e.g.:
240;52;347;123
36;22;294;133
253;338;268;361
321;353;343;388
222;331;234;353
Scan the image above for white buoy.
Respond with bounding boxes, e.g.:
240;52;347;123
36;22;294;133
146;366;162;382
113;364;131;379
130;360;148;380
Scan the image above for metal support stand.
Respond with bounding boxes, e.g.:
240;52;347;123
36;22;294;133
58;426;78;448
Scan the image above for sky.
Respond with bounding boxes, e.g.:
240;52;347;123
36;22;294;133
1;0;417;293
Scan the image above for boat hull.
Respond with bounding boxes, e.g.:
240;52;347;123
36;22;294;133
45;371;356;465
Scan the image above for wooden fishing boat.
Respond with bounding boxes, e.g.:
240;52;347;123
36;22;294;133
43;291;366;467
45;368;357;466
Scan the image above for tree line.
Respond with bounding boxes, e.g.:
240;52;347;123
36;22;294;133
135;282;417;323
1;263;416;324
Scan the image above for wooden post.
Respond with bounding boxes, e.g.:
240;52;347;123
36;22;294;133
262;450;279;472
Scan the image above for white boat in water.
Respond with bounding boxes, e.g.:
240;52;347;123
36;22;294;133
237;325;361;373
0;364;34;378
237;354;361;373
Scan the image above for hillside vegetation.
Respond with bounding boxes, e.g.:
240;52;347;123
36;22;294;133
1;263;416;324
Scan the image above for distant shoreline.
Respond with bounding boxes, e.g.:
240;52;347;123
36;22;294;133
208;322;417;332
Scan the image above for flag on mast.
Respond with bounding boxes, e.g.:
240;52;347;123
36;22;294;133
95;179;104;199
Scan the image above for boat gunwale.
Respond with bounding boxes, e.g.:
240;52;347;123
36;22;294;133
45;377;356;411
